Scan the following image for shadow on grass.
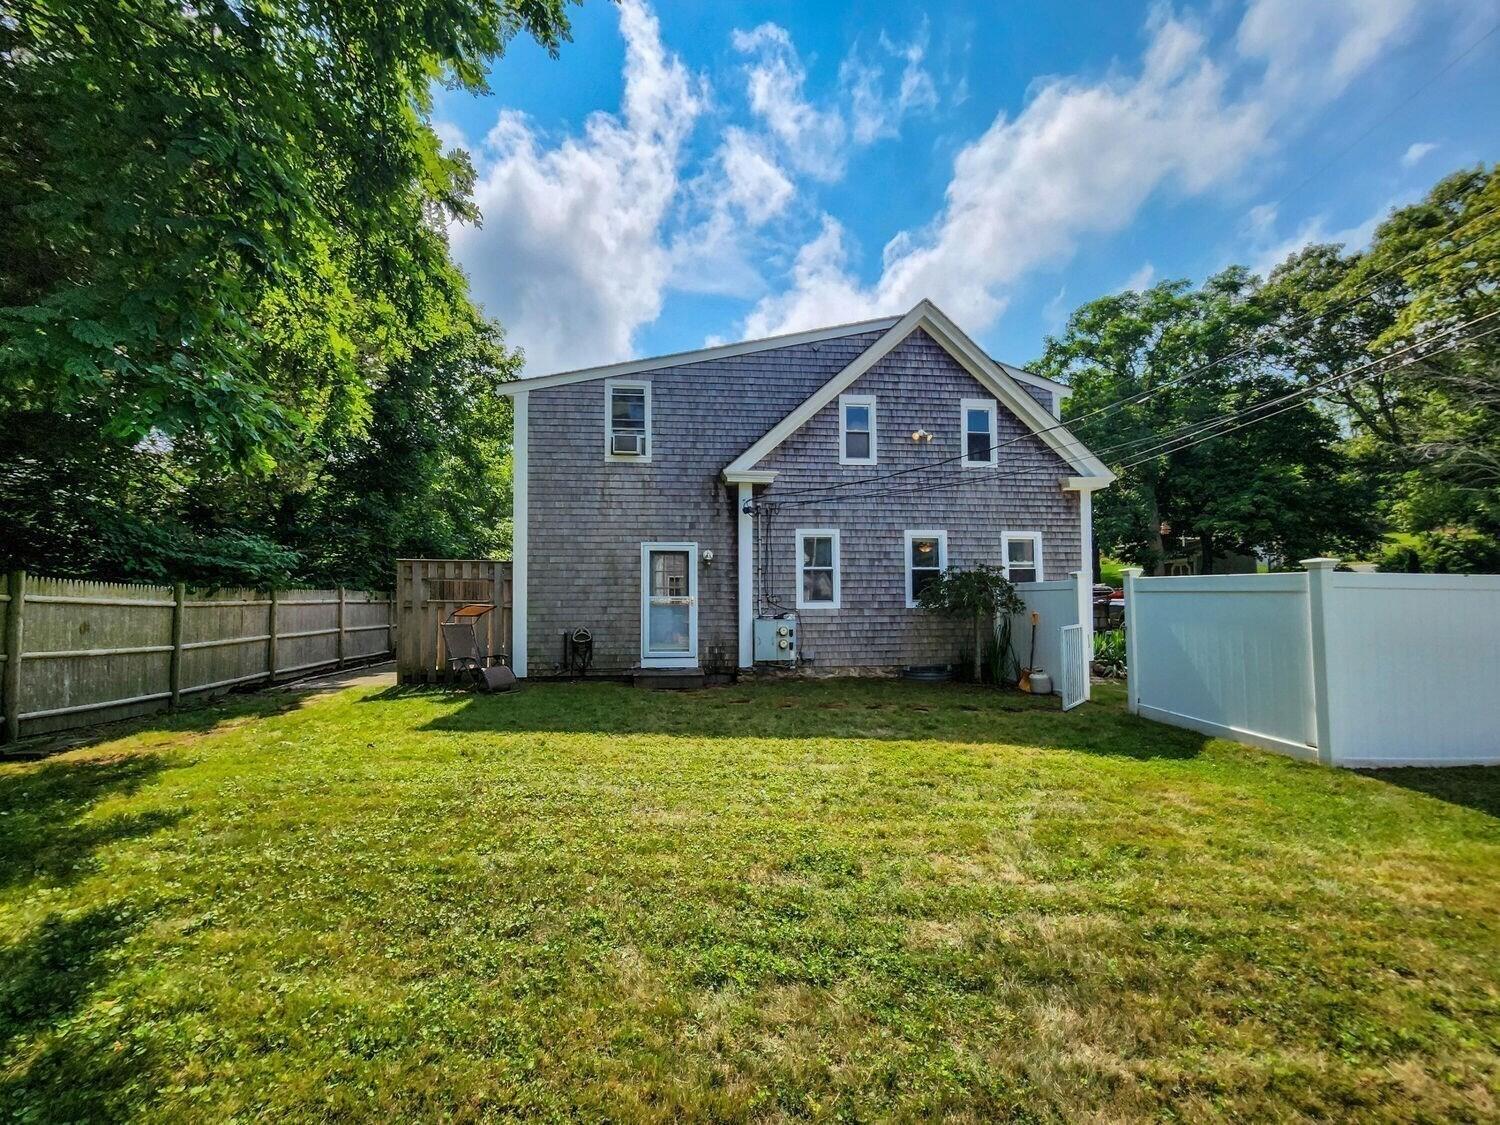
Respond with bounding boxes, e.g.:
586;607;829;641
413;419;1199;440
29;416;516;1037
4;689;306;762
0;753;183;895
1359;766;1500;819
0;752;181;1118
368;678;1209;761
0;904;156;1122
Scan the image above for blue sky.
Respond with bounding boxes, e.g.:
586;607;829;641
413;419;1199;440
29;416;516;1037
433;0;1500;375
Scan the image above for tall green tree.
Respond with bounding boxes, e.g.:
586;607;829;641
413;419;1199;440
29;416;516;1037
1034;269;1380;572
1264;166;1499;570
0;0;574;585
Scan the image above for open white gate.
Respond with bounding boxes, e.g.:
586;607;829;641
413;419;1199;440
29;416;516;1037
1059;623;1087;711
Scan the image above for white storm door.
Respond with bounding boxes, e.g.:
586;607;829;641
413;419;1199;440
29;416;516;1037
641;543;698;667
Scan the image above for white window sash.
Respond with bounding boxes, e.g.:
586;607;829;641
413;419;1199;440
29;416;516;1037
605;379;652;462
904;529;947;608
838;393;877;466
795;528;841;610
960;397;998;467
1002;531;1044;583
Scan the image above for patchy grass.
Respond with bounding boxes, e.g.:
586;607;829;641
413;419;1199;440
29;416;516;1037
1;679;1496;1121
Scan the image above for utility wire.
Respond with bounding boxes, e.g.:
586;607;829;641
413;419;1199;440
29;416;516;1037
755;200;1500;506
1111;322;1500;472
1270;17;1500;210
759;311;1499;510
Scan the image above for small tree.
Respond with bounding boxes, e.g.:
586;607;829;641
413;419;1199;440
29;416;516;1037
916;565;1026;683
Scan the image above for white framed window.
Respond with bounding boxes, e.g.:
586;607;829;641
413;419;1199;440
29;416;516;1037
838;393;877;465
1002;531;1043;583
605;379;651;461
904;530;947;608
960;398;998;467
796;528;841;610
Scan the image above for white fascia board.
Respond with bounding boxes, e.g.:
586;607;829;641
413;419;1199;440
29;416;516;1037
725;298;1112;480
1064;474;1115;491
722;468;779;485
494;315;903;397
1002;362;1073;400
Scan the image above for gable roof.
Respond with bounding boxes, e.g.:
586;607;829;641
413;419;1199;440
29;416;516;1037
494;315;901;396
493;312;1072;402
723;299;1112;483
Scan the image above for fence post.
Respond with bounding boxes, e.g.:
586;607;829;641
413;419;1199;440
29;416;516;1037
267;588;280;682
336;586;346;669
1122;567;1143;715
1302;558;1339;766
169;582;186;709
2;569;25;743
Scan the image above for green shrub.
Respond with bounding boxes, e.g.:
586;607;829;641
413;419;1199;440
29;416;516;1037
1093;628;1127;677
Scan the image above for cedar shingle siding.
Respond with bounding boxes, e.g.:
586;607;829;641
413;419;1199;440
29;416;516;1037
522;326;1080;676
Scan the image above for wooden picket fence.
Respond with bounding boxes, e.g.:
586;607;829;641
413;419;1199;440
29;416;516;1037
395;559;511;684
0;571;395;742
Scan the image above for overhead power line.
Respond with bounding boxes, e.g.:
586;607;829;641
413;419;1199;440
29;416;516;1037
757;199;1500;507
759;310;1499;510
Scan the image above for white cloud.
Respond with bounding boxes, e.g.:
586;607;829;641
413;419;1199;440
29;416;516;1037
450;0;705;374
1120;262;1156;292
1246;194;1410;278
740;0;1429;340
843;28;939;144
732;23;847;181
1402;140;1439;167
1235;0;1421;104
667;128;796;298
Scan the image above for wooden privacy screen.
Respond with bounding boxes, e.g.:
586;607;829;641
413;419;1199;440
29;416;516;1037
395;559;512;684
0;572;395;742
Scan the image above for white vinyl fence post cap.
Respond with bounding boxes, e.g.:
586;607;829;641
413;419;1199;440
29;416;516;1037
1301;558;1340;570
1122;567;1144;577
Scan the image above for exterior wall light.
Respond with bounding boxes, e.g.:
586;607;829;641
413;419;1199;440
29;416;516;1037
911;429;934;443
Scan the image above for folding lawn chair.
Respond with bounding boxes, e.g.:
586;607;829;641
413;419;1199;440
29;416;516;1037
440;604;517;692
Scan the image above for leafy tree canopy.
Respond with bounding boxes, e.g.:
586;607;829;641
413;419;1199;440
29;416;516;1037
0;0;573;586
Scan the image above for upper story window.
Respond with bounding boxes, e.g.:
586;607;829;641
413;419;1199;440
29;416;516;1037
904;530;947;607
1002;531;1042;584
605;379;651;461
961;398;998;467
839;393;877;466
796;529;841;610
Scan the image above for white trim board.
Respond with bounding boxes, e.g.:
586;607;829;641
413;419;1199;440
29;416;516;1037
511;390;529;677
724;299;1113;482
494;315;902;396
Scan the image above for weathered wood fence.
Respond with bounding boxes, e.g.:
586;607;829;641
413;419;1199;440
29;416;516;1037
396;559;511;683
0;571;395;742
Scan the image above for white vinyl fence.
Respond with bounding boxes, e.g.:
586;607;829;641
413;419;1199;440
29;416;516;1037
1004;572;1092;706
1125;560;1500;767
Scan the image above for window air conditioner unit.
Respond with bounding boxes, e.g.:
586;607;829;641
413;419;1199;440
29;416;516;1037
611;431;645;456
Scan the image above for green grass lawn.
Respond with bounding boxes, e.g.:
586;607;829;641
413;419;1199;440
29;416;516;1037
2;679;1496;1121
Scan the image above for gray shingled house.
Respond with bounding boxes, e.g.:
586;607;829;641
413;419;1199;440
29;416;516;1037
497;299;1113;679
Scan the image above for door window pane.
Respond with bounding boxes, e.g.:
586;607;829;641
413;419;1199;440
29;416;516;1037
650;551;688;597
648;603;690;651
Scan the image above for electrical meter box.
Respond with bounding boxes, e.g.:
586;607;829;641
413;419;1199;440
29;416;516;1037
753;617;798;663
